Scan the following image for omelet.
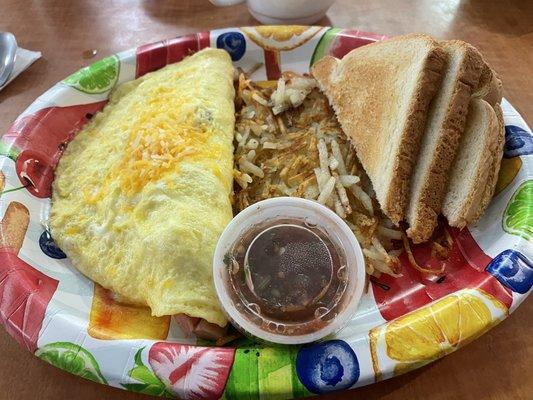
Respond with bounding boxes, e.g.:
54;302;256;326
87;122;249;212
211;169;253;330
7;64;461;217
50;48;235;327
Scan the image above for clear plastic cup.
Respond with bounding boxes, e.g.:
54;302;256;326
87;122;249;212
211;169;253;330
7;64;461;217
213;197;366;344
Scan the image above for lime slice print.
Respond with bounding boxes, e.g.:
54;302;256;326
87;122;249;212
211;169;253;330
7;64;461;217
503;180;533;241
36;342;107;384
63;55;120;94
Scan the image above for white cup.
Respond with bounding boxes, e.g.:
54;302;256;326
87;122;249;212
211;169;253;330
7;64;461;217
209;0;336;25
213;197;366;345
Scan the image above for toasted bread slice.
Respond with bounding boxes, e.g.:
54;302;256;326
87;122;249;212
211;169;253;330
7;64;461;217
477;102;505;219
473;63;503;106
312;34;445;224
406;41;485;243
442;98;503;228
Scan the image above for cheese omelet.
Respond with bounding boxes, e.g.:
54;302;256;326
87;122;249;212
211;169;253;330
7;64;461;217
50;49;235;327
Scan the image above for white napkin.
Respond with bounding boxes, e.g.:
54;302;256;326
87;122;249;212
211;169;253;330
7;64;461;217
0;47;41;91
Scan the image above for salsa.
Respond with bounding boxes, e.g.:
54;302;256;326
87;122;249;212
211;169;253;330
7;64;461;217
226;218;349;335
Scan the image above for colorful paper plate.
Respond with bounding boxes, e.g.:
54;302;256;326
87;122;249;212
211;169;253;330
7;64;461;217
0;26;532;399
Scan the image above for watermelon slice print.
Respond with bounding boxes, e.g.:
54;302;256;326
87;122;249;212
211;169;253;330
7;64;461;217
0;248;59;352
136;32;210;78
310;28;385;66
372;226;513;321
148;342;235;400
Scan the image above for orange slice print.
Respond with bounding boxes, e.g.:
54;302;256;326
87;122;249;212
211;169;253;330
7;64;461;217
242;26;323;51
369;289;508;380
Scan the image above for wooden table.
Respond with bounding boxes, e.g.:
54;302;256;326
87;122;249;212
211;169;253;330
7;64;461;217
0;1;531;399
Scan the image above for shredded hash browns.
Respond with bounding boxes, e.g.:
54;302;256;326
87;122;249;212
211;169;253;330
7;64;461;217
233;72;404;278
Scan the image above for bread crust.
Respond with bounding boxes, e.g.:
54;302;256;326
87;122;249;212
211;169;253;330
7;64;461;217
407;41;485;242
312;34;445;225
443;59;504;229
311;55;338;89
385;45;445;224
314;35;504;234
444;98;501;228
472;102;505;223
474;63;503;106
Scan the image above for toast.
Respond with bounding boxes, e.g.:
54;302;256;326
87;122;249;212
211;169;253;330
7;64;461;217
441;98;504;228
312;34;446;224
406;41;485;243
473;63;503;106
479;102;505;217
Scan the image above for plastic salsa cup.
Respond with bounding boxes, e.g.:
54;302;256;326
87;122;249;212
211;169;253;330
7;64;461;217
213;197;366;345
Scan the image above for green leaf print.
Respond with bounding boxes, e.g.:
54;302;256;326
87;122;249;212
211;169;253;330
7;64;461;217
121;348;173;398
35;342;107;384
63;55;120;94
503;180;533;241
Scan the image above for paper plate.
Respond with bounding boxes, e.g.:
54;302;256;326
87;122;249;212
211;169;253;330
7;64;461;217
1;26;532;399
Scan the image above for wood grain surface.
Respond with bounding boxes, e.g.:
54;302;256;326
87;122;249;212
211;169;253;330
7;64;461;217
0;1;531;399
